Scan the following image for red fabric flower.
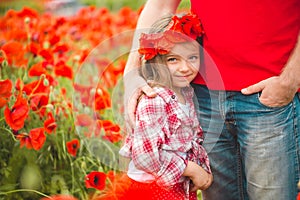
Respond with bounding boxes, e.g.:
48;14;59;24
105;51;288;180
138;33;161;60
85;171;107;190
138;12;204;60
66;139;80;157
44;112;57;134
0;79;13;108
4;95;29;130
170;13;203;40
17;127;46;150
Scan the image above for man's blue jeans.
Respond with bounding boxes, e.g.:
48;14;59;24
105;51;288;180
192;84;300;200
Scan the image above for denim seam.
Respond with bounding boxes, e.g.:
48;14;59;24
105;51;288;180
236;141;244;200
293;94;300;185
218;91;226;120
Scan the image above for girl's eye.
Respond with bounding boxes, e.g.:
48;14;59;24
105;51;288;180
189;55;199;61
166;57;178;62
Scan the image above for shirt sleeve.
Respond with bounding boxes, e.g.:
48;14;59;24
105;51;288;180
131;96;187;187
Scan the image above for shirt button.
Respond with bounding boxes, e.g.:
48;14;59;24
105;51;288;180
171;95;176;99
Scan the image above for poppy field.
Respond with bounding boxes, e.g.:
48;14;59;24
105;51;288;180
0;5;142;200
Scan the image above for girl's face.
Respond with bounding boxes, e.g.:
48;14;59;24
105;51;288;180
164;42;200;89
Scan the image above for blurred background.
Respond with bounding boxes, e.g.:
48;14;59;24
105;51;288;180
0;0;190;15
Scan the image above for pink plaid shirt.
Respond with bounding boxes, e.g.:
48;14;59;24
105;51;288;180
120;86;211;188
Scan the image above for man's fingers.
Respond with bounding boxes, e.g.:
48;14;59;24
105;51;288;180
241;80;265;95
141;85;156;97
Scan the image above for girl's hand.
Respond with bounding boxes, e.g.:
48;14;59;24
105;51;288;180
183;161;213;191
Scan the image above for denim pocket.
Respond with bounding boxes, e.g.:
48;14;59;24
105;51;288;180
256;92;293;109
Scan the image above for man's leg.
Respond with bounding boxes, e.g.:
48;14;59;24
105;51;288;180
236;92;300;200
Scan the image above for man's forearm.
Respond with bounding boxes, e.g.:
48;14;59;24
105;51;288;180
279;32;300;91
124;0;181;74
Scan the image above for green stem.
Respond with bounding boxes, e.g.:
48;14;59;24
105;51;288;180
69;155;75;194
0;116;5;122
0;189;51;198
0;127;18;142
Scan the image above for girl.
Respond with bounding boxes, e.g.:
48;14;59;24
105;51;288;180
119;13;213;200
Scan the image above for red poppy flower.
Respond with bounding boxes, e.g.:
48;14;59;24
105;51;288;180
96;120;122;142
103;130;123;143
0;50;7;64
54;60;73;79
0;79;13;108
85;171;107;190
30;94;49;111
53;43;69;56
94;85;111;111
44;112;57;134
106;170;115;182
73;84;93;107
1;41;27;67
49;34;60;46
28;62;47;77
66;139;80;157
39;49;54;61
23;78;50;96
97;120;120;132
15;78;24;91
4;95;29;130
16;127;46;150
16;7;38;18
75;113;94;127
27;42;40;56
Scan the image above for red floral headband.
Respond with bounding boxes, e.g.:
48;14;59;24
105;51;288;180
138;12;204;60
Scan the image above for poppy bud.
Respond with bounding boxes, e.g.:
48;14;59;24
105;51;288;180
1;59;8;67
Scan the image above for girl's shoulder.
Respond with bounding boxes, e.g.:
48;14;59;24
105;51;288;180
135;87;173;112
137;87;174;102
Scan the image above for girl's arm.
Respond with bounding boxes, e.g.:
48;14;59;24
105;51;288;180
131;96;186;187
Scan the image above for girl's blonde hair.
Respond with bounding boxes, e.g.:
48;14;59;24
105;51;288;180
139;15;174;89
139;14;201;89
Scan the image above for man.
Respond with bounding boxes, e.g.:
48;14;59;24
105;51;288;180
123;0;300;199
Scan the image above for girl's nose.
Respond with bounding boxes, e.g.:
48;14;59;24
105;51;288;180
179;60;191;71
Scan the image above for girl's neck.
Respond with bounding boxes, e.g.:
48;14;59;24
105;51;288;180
172;87;186;104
